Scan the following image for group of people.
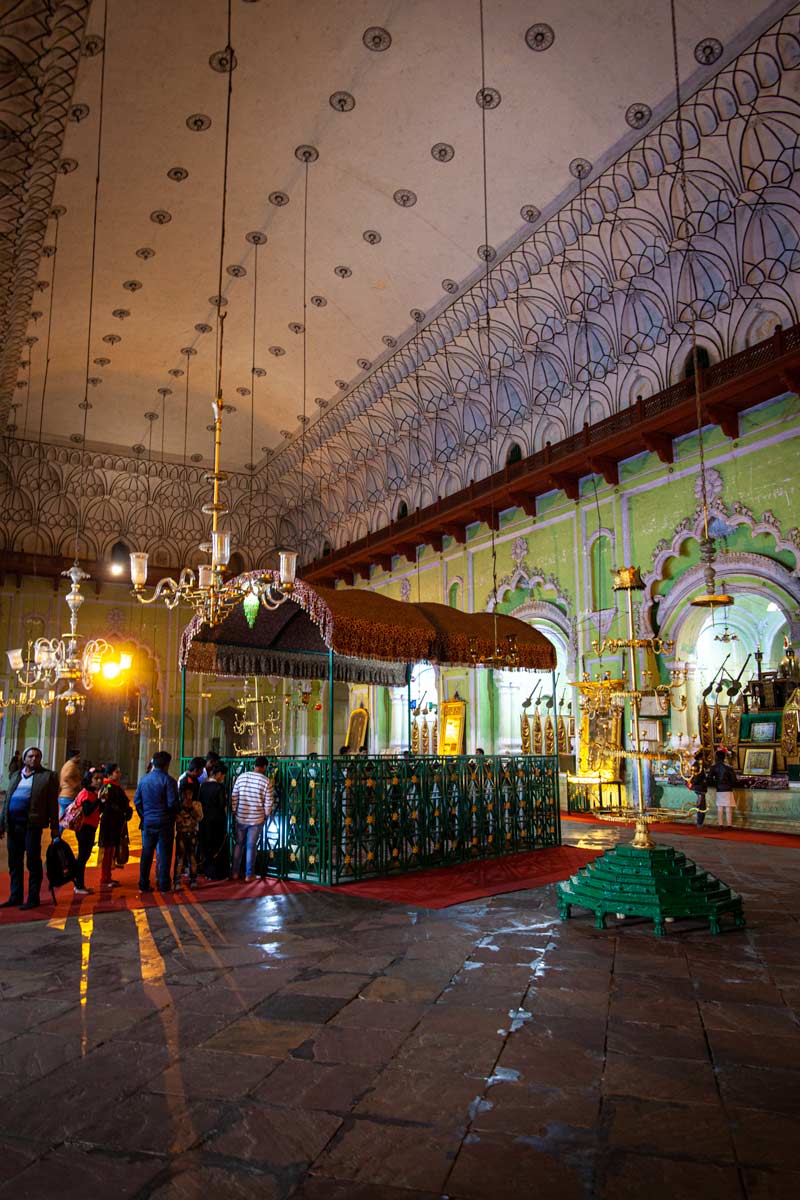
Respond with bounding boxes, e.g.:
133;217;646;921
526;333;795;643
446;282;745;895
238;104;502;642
0;744;277;907
134;750;274;893
689;746;739;827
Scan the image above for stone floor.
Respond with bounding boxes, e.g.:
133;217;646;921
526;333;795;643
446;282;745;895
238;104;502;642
0;819;798;1200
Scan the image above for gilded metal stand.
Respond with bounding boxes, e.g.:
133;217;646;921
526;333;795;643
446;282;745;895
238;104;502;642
557;565;746;936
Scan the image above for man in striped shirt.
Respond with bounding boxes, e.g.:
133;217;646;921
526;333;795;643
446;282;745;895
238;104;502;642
231;756;274;882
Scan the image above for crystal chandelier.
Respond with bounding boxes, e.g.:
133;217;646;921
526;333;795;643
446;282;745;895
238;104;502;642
129;398;297;626
6;564;123;715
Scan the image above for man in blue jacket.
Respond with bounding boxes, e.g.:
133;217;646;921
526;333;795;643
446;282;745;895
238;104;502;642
134;749;178;892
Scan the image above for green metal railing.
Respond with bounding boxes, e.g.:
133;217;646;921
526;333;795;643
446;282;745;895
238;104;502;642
184;753;560;887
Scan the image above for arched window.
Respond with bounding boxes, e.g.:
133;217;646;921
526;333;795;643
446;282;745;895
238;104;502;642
591;534;612;611
322;540;332;557
506;442;522;466
448;581;460;609
110;539;129;577
397;500;408;521
228;551;245;575
683;345;711;378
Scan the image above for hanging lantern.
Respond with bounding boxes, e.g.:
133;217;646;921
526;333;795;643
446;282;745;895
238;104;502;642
243;586;260;628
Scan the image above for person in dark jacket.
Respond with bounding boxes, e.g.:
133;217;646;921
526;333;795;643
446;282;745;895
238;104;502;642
689;751;708;827
134;750;178;892
0;746;60;909
198;764;228;879
98;763;132;890
707;747;738;828
72;767;103;895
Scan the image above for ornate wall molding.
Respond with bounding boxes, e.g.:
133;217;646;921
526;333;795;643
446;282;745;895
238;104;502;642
266;7;800;559
0;0;90;423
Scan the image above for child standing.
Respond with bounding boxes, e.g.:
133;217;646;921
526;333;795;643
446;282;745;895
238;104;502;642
173;775;203;888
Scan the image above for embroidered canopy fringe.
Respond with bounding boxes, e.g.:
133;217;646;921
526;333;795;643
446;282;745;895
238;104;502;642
179;573;556;680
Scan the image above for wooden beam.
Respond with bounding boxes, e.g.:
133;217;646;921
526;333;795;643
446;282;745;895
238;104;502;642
440;522;468;545
424;532;445;553
374;553;394;573
508;490;538;517
393;542;419;563
589;456;619;487
473;506;501;532
781;367;800;394
547;471;580;502
706;403;739;440
641;432;674;464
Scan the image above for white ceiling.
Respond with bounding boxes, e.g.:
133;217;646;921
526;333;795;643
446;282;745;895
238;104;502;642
11;0;789;470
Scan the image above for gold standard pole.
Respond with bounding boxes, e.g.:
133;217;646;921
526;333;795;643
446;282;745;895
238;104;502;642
625;584;653;849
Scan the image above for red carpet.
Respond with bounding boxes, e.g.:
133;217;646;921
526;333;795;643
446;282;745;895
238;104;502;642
565;812;800;847
0;845;599;923
327;845;602;909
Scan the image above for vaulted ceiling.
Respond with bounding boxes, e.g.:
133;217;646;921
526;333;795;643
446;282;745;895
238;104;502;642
1;0;791;472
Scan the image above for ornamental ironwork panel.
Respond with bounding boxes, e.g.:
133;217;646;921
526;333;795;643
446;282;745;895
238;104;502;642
183;752;559;886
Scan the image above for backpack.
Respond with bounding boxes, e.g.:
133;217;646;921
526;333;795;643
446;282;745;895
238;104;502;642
60;798;84;832
46;837;77;902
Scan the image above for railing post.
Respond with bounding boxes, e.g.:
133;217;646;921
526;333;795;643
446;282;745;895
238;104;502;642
773;322;784;357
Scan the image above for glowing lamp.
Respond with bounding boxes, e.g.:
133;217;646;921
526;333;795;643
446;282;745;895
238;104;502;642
102;661;120;680
243;587;260;629
118;653;133;671
130;552;149;587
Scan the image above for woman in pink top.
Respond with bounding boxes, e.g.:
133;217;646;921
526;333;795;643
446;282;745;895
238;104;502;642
73;767;103;895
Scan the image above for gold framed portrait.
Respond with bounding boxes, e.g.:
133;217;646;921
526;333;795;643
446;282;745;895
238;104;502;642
742;747;774;777
345;706;368;751
439;699;466;756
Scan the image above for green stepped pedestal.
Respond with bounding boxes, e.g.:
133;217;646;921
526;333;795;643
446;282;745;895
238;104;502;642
557;844;746;936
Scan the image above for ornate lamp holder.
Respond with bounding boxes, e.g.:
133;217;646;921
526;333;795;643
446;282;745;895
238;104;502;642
130;400;297;627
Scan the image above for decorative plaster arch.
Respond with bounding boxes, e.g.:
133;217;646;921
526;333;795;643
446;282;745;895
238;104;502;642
508;598;577;672
648;552;800;647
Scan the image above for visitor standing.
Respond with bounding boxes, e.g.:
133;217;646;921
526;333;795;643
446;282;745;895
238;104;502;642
0;746;60;909
134;750;178;892
707;747;738;829
198;763;228;879
58;750;82;823
173;776;203;888
97;763;132;890
231;756;274;882
178;756;205;789
72;768;103;895
689;751;708;827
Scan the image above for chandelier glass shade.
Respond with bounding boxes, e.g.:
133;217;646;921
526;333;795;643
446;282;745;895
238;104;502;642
6;564;125;715
130;400;297;627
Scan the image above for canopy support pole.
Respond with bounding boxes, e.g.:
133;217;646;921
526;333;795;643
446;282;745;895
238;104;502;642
552;667;561;844
179;665;186;763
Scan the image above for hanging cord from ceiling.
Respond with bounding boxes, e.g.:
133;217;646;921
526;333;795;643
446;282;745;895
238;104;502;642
247;237;261;560
25;209;61;574
477;0;500;634
412;326;424;601
299;156;310;562
72;0;108;565
669;0;707;542
182;350;192;468
214;0;234;407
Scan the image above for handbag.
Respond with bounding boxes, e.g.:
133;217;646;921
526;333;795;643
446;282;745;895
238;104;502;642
115;821;130;867
60;798;84;833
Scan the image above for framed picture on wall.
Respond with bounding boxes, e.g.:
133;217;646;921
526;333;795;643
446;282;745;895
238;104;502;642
439;700;466;756
750;720;777;744
345;707;368;751
743;747;774;776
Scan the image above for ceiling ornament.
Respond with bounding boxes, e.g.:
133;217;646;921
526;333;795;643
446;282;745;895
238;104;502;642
295;144;319;162
268;191;289;206
363;27;391;52
195;322;212;333
625;103;652;129
520;204;540;222
81;34;103;56
289;322;304;334
58;158;78;174
227;263;247;277
695;37;723;65
94;356;110;366
357;358;371;370
269;345;285;356
393;188;417;207
525;24;555;52
382;335;397;348
362;230;381;244
431;142;454;162
569;157;592;179
111;308;130;319
181;346;197;356
122;279;142;291
209;48;238;72
186;113;212;131
150;209;172;223
336;379;348;389
330;91;355;111
334;265;352;277
102;333;120;344
190;452;203;462
167;166;188;182
442;279;458;293
68;104;90;122
41;245;56;257
477;244;496;262
252;366;266;376
475;87;501;109
245;230;266;244
136;247;155;259
410;308;425;323
310;295;327;306
168;368;183;377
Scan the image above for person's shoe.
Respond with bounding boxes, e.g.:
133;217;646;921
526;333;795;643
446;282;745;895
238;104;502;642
19;899;40;910
188;879;197;889
244;875;256;883
138;884;153;893
73;887;90;896
0;897;23;908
